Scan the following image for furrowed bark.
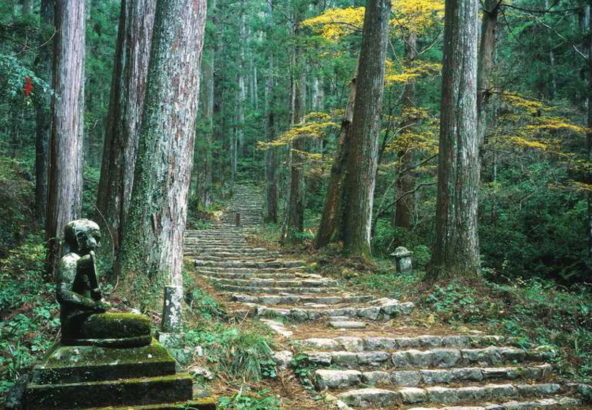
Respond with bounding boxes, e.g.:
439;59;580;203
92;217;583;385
430;0;481;279
46;0;85;278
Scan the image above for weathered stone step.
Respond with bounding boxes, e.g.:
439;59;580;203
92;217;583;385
256;298;414;321
232;293;374;305
194;266;305;274
313;364;553;390
198;271;320;280
292;335;517;352
194;259;306;268
335;383;570;407
184;249;275;256
204;276;337;288
303;346;551;369
408;397;582;410
215;284;341;293
189;254;283;262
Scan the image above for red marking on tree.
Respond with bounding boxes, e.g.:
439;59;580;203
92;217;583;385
23;76;33;96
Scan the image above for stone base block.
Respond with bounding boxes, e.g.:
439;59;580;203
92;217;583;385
31;340;176;384
21;339;208;409
24;373;193;409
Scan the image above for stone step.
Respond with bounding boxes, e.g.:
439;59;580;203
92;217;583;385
204;276;337;288
194;266;305;274
335;383;575;408
184;249;276;256
256;298;414;321
303;347;551;369
408;397;583;410
194;260;306;268
215;284;341;293
313;364;553;390
197;271;321;280
232;293;374;305
24;373;193;409
292;335;517;352
189;254;283;262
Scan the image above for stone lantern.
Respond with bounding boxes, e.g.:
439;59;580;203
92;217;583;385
392;246;413;274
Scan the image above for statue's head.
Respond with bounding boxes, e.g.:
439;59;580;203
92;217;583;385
64;219;101;255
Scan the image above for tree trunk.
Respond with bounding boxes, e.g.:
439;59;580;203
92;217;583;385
341;0;390;258
429;0;480;279
394;33;418;230
586;2;592;260
264;1;278;224
196;45;214;210
477;0;500;145
314;79;356;248
34;0;54;225
96;0;156;270
46;0;85;278
282;12;306;241
117;0;207;304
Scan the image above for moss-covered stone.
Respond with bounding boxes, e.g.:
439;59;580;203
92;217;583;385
32;339;175;384
89;397;217;409
24;373;193;409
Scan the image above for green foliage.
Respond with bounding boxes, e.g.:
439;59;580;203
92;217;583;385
0;235;59;397
0;158;35;258
289;353;317;390
218;388;281;410
186;287;227;321
171;323;276;381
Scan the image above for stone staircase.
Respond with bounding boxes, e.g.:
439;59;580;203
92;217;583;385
184;185;591;409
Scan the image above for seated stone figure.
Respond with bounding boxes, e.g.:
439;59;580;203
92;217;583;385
57;219;151;347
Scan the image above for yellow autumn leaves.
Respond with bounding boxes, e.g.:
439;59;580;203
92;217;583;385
301;0;444;39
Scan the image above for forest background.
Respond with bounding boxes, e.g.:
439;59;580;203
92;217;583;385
1;0;592;404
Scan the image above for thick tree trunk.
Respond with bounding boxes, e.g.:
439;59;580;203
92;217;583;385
394;33;418;230
314;80;355;248
46;0;85;278
586;2;592;260
264;4;279;224
429;0;480;279
34;0;54;225
117;0;207;303
96;0;156;268
341;0;390;258
477;0;500;145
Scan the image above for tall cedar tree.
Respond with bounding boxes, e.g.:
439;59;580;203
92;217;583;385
341;0;390;257
117;0;207;301
264;0;279;223
429;0;481;279
97;0;156;267
34;0;53;225
283;5;306;241
46;0;85;278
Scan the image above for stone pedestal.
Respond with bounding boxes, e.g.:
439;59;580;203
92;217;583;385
21;339;216;409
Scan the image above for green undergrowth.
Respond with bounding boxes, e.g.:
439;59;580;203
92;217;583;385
0;234;59;398
218;388;281;410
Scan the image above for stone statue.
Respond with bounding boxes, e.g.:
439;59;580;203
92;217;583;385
56;219;151;347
